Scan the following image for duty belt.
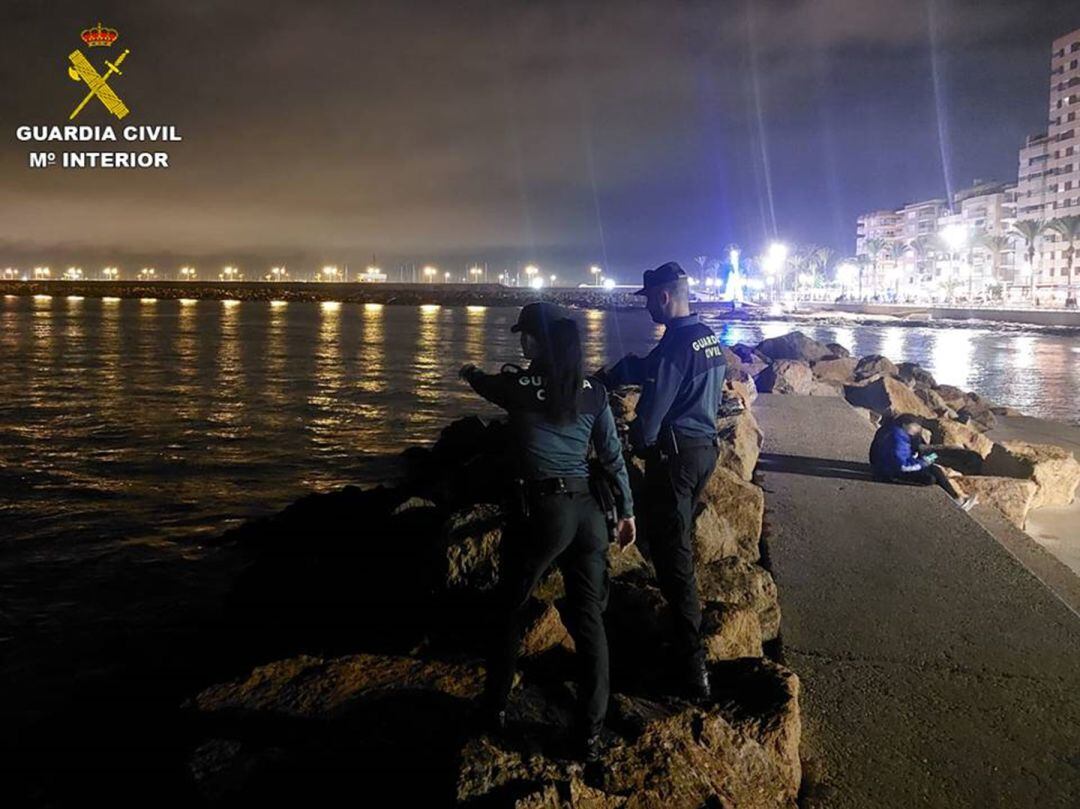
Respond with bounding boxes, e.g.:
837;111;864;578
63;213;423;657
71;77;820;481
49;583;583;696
525;476;591;497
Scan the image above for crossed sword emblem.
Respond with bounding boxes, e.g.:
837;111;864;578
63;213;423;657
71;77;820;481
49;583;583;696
67;48;130;120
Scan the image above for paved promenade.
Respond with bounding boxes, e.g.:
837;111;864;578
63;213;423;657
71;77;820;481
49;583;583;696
754;394;1080;808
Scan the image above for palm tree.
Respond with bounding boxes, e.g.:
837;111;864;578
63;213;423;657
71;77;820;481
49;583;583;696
861;238;886;300
1010;219;1047;302
905;235;937;289
881;241;905;298
808;246;838;299
854;254;872;300
1047;215;1080;306
974;233;1012;299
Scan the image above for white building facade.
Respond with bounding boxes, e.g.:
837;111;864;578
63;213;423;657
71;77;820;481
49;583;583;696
853;27;1080;303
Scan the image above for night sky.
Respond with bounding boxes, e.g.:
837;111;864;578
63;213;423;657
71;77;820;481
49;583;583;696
2;0;1078;281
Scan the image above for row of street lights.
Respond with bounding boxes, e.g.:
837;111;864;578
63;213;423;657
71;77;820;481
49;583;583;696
4;263;613;286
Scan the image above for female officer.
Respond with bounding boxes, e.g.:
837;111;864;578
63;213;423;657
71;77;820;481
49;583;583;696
459;301;635;760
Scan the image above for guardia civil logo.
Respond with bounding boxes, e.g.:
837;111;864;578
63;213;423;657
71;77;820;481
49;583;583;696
14;19;182;169
67;22;130;120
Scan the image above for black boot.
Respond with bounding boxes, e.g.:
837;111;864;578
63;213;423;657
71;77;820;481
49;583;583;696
683;658;711;703
475;694;508;735
574;726;614;764
582;733;605;764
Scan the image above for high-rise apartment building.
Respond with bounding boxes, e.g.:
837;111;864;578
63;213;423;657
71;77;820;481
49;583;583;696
854;27;1080;301
1016;27;1080;294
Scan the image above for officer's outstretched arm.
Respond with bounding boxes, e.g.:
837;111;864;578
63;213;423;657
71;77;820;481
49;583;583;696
592;402;634;519
460;366;514;410
606;354;647;386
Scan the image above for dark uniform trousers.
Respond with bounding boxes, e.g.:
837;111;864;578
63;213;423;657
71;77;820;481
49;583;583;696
485;490;610;734
643;440;718;671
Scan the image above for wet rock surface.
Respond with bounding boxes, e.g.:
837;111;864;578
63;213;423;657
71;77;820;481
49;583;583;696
181;384;799;805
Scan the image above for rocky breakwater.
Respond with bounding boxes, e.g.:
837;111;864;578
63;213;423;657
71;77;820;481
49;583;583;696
739;330;1080;532
181;378;800;806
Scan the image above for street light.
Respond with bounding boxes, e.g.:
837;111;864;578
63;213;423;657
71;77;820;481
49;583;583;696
64;266;83;280
939;224;969;301
221;265;240;281
590;265;602;285
321;265;340;282
549;274;557;285
602;277;616;291
138;267;156;280
267;266;286;281
524;265;539;280
836;261;858;293
180;266;197;281
102;266;118;280
422;265;437;282
34;266;51;280
469;266;483;283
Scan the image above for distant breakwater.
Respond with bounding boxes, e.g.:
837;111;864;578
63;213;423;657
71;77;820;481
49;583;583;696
0;280;648;311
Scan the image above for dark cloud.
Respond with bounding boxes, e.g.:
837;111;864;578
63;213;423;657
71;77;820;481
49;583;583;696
1;0;1078;280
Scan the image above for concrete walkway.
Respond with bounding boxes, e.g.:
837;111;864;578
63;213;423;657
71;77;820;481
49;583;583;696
754;394;1080;808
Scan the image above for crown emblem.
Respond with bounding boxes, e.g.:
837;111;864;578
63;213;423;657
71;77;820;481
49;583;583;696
81;22;118;48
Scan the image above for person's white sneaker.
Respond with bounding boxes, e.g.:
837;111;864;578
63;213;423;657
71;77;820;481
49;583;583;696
959;495;979;512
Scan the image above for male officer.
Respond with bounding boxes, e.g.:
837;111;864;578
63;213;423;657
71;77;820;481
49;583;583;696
604;261;726;699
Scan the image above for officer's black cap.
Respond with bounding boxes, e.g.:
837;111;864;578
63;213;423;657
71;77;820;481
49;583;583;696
511;301;571;334
634;261;688;296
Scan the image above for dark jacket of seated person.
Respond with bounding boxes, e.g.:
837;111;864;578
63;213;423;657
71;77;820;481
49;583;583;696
869;417;962;500
869;421;927;478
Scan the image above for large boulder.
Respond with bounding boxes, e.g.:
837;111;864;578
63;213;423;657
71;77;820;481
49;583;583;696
755;331;832;363
716;408;763;481
518;598;574;658
990;405;1024;417
187;653;486;720
807;379;844;397
913;386;958;418
724;370;758;408
926;418;994;458
702;603;764;660
693;470;764;564
982;442;1080;508
456;660;801;808
843;376;935;419
851;406;881;427
956;476;1038;529
811;356;858;384
824;342;851;358
698;558;781;641
956;398;997;431
896;362;937;389
443;503;504;591
853;354;899;381
934;384;969;410
609;386;641;423
730;343;767;365
755;360;813;395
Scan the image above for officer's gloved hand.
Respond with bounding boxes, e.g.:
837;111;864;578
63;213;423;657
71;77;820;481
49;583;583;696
616;517;636;551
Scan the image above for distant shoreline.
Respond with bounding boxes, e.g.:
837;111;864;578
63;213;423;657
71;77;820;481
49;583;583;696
0;279;648;311
4;280;1080;333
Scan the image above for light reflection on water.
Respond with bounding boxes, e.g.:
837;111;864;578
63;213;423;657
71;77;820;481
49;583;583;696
0;297;1077;553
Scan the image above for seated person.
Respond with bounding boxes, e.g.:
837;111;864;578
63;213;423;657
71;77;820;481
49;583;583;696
869;414;978;511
